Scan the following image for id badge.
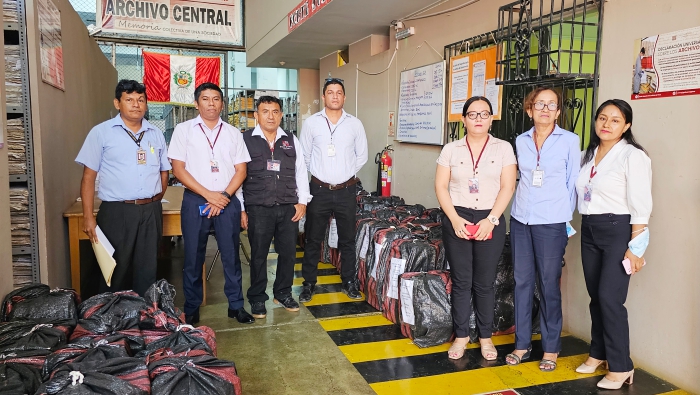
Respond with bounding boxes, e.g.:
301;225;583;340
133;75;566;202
137;148;147;165
327;144;336;157
532;169;544;187
583;185;592;202
267;160;281;172
468;178;479;194
210;159;219;173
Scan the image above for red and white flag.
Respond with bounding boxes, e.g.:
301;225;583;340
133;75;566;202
143;51;221;105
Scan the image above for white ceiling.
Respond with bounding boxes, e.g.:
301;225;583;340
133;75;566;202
247;0;437;69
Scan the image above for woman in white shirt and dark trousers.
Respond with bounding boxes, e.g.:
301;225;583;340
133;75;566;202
575;99;652;390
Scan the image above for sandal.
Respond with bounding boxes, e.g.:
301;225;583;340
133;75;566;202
480;341;498;361
540;358;558;372
505;346;532;366
448;339;469;360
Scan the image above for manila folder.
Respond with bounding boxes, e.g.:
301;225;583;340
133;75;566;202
91;226;116;287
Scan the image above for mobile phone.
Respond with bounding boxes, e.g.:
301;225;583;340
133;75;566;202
199;204;223;216
464;224;492;240
622;257;646;275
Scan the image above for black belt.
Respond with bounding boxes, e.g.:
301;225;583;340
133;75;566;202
311;176;359;191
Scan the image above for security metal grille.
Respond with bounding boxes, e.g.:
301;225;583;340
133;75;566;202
444;0;604;148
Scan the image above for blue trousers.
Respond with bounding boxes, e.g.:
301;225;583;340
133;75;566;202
511;218;568;353
181;189;243;314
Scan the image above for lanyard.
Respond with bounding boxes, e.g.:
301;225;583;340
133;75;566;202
123;128;146;148
465;136;490;177
324;117;343;143
589;165;597;181
532;125;555;169
198;123;223;157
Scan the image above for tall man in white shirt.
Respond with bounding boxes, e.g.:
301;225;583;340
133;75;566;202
169;83;254;325
299;78;368;302
240;96;311;318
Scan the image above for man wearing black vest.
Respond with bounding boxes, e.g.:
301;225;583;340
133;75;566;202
241;96;311;318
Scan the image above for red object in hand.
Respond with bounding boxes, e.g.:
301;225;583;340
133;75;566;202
465;224;492;240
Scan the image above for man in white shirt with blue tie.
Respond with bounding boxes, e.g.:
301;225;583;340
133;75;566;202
299;78;368;302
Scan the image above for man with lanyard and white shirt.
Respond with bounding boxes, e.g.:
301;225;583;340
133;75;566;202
76;79;170;296
169;82;254;325
239;96;311;318
299;78;368;303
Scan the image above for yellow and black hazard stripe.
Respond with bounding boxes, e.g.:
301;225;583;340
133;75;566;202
289;247;689;395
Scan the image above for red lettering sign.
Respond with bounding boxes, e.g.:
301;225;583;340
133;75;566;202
287;0;331;33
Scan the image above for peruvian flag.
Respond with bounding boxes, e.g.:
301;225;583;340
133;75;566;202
143;51;221;105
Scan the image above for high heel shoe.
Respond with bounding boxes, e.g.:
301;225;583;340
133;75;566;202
576;359;607;374
597;370;634;389
448;338;469;360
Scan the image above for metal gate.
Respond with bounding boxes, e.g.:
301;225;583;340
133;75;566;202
444;0;604;148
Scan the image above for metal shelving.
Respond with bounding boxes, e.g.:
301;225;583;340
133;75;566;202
4;0;41;286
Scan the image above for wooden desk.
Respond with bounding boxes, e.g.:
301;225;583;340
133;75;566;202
63;186;185;295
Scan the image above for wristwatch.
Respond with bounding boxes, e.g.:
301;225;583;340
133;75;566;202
487;215;499;226
221;191;231;199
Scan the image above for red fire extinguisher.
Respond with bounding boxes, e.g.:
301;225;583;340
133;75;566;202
375;145;393;197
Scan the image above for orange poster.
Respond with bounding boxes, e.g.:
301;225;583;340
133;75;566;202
448;46;502;122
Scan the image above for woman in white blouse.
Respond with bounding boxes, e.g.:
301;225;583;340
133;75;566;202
575;99;652;390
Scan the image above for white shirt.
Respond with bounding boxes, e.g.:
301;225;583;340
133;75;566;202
168;115;251;207
576;139;652;224
299;109;368;185
238;125;312;211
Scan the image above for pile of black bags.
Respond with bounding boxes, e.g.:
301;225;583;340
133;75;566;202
0;280;242;395
317;190;538;348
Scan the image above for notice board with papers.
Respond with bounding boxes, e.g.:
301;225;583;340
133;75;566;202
447;46;503;122
396;61;446;145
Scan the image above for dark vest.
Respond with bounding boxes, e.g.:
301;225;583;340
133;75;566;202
242;130;298;207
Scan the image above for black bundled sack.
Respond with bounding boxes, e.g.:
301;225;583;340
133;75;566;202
43;340;131;379
139;280;185;332
0;321;67;353
1;284;79;326
148;348;242;395
0;362;42;395
37;358;150;395
400;271;453;348
136;327;214;358
71;291;147;341
492;234;515;334
467;234;541;340
0;349;52;369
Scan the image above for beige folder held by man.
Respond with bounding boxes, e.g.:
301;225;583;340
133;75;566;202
91;225;116;287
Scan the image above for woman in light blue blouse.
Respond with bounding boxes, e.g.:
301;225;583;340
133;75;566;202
505;87;580;372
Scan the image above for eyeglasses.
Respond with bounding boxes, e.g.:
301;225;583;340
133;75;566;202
465;111;492;120
325;77;344;84
534;101;558;111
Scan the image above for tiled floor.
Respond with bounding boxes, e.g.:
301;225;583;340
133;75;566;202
156;235;691;395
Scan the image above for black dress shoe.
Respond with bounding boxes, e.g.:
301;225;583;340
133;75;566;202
250;301;267;318
228;308;255;324
185;309;200;325
299;283;315;303
273;295;300;312
342;281;362;300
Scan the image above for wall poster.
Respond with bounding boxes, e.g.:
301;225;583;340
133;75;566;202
38;0;64;90
632;25;700;100
448;45;502;122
